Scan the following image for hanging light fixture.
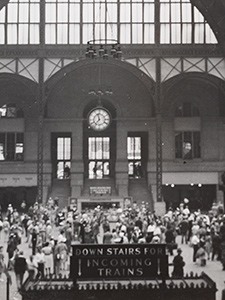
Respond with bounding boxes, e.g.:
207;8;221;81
85;39;122;59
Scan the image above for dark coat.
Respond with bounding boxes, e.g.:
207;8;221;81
172;254;185;277
14;255;27;274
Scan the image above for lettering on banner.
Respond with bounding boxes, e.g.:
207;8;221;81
70;244;168;281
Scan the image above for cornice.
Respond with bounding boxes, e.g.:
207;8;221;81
0;44;223;59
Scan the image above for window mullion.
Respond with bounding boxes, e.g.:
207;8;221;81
191;3;194;44
93;0;95;41
142;0;144;44
67;0;69;44
180;1;182;44
117;0;120;43
17;1;19;44
56;0;58;44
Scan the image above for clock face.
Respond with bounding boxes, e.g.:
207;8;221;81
88;108;111;131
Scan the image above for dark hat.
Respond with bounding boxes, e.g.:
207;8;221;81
177;248;182;253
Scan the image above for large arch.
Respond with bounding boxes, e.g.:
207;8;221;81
44;58;156;119
0;73;38;117
162;72;225;118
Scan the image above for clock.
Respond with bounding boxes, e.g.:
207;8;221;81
88;108;111;131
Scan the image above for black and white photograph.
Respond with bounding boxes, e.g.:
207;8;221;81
0;0;224;300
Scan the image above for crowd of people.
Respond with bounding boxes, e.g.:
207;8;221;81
0;197;224;291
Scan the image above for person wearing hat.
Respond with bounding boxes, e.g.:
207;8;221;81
172;248;185;278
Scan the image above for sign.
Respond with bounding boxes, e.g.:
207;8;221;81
0;174;37;187
90;186;111;195
70;244;168;281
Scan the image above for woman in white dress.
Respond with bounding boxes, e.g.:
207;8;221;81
42;242;54;275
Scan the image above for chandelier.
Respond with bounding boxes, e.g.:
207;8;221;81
85;39;122;59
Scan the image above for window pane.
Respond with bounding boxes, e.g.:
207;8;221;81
171;3;180;23
107;3;117;22
8;25;18;44
120;24;130;43
69;24;80;44
30;4;40;22
182;24;192;43
58;4;68;23
0;7;6;22
19;24;29;44
171;23;181;43
89;137;96;160
132;4;142;23
160;24;170;43
128;137;134;159
30;24;40;44
0;25;5;44
144;4;154;22
83;4;93;22
0;133;5;161
194;7;204;22
120;4;130;22
95;3;105;23
19;3;29;22
107;24;117;40
160;3;170;22
8;3;18;23
103;137;110;159
95;23;105;40
132;24;142;43
57;138;64;160
45;24;56;43
83;24;93;44
46;4;56;22
96;137;102;159
64;138;71;160
16;133;24;160
57;24;68;43
69;3;80;22
144;24;155;43
195;23;204;43
205;23;217;43
182;3;192;22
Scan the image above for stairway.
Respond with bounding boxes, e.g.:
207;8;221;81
49;179;71;208
128;178;154;211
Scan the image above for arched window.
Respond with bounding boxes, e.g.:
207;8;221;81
160;0;217;44
0;104;24;118
175;102;200;117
